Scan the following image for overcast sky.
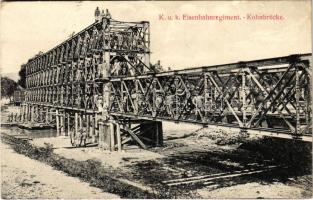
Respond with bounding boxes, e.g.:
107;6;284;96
0;1;311;81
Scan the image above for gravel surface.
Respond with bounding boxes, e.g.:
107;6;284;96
1;142;119;199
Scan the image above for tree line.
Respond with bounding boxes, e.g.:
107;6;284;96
1;65;26;100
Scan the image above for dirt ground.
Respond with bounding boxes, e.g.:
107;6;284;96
198;182;308;198
21;123;313;198
1;104;312;198
1;141;120;199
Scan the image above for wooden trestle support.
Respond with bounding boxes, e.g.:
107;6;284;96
19;11;163;150
18;9;312;151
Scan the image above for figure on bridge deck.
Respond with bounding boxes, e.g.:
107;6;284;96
105;9;111;19
129;65;136;76
60;86;65;105
154;60;163;72
87;68;92;81
122;96;129;112
93;64;98;80
165;95;175;117
192;95;204;116
82;33;90;56
91;27;99;50
101;10;105;19
103;27;110;49
108;95;115;111
95;7;101;22
155;95;163;110
133;31;141;50
98;61;105;78
110;32;117;49
122;33;129;50
117;33;123;50
120;62;129;75
111;59;121;75
95;95;103;112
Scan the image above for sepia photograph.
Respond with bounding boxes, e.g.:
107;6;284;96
0;1;312;199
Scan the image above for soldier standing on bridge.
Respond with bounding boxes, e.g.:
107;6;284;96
105;9;111;19
95;7;100;22
111;59;121;75
122;32;129;50
103;26;110;49
133;30;140;50
111;32;118;49
117;33;123;50
154;60;163;72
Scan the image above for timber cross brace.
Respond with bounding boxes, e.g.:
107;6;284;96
18;8;312;151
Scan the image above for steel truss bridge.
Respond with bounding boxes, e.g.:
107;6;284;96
17;9;312;150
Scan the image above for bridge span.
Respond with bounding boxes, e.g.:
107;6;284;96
16;8;312;150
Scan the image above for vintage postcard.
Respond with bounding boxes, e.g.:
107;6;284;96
0;1;312;199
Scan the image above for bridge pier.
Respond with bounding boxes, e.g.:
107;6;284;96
97;119;163;151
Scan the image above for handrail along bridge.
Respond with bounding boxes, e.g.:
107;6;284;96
18;8;312;150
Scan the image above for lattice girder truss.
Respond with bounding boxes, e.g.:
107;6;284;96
109;55;312;137
24;16;151;112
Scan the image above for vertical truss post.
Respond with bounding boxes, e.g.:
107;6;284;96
21;104;25;122
295;64;301;136
174;76;179;120
203;73;208;123
45;107;49;124
307;60;312;133
26;104;29;122
98;121;104;147
95;114;99;142
91;114;96;143
26;105;29;122
143;21;150;68
121;81;124;112
109;122;115;151
20;105;24;122
241;70;247;127
36;106;39;122
27;105;30;122
152;79;157;117
66;112;70;137
30;105;34;123
87;114;90;138
79;113;82;131
102;50;110;118
60;110;65;136
74;112;78;139
134;79;139;115
56;109;60;136
38;106;41;123
155;121;163;146
25;104;28;122
116;123;122;152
